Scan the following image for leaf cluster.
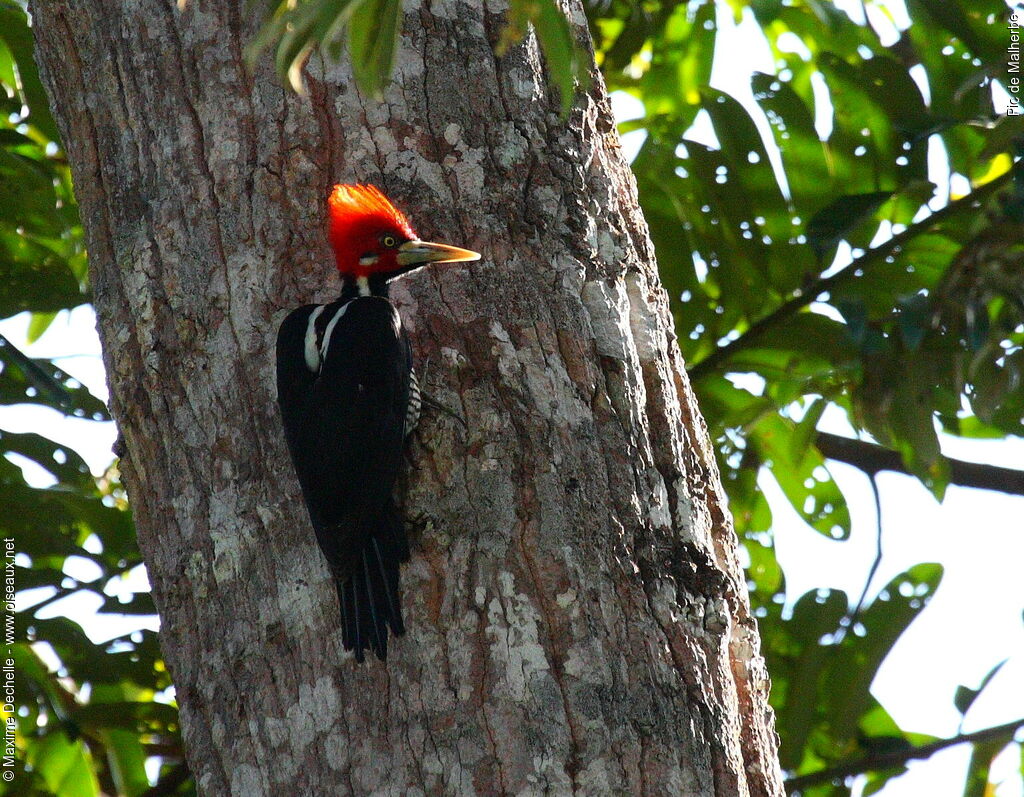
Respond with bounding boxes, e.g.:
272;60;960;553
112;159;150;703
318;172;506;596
0;4;185;795
589;0;1024;792
248;0;588;112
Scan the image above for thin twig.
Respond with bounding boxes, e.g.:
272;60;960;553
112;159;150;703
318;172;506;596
785;718;1024;792
846;474;883;638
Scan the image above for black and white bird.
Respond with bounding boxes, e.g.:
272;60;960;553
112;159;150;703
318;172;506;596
275;184;479;662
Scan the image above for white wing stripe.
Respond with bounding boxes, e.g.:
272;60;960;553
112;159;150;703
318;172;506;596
303;306;325;373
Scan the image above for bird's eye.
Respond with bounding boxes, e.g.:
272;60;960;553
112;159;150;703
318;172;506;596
381;235;397;248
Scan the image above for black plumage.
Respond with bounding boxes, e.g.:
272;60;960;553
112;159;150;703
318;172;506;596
275;183;479;662
276;292;413;662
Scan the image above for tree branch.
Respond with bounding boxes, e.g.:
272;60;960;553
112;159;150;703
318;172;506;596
785;718;1024;792
816;431;1024;496
687;172;1014;381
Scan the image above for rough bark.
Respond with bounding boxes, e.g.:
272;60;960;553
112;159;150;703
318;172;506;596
31;0;784;794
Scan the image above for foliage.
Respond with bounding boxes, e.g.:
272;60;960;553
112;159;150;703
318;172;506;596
0;3;184;795
247;0;587;112
588;0;1024;792
4;0;1023;795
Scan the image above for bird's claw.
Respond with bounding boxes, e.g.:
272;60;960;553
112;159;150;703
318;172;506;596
420;390;468;431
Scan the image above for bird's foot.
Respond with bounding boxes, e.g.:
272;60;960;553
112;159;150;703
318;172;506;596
417;355;468;431
420;389;468;431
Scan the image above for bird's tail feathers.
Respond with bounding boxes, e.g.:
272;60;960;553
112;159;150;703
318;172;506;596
338;511;408;662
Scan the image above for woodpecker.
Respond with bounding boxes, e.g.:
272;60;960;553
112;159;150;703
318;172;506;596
276;184;479;662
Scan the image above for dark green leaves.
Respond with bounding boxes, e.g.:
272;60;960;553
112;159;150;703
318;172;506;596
805;192;893;261
1;9;180;795
768;565;944;776
0;335;109;419
748;411;851;540
954;660;1007;720
348;0;402;98
251;0;587;112
0;8;87;326
0;3;60;141
592;0;1023;791
496;0;590;113
246;0;367;93
530;0;585;114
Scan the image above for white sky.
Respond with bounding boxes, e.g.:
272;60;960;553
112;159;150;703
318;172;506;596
4;0;1023;794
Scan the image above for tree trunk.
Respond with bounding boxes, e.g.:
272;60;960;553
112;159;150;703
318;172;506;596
31;0;783;793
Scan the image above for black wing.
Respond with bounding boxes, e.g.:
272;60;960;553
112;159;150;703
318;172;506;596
276;297;411;662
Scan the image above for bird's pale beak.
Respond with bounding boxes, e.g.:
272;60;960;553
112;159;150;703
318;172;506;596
396;239;481;266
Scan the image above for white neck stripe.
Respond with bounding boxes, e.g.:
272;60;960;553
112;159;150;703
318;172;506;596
319;302;351;365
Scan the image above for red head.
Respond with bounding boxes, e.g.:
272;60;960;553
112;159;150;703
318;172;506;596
327;184;479;280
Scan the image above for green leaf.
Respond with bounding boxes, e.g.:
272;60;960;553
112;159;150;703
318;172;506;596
499;0;586;116
636;1;716;132
101;727;151;797
13;643;75;726
772;587;849;768
954;659;1007;718
752;72;833;218
805;191;893;260
962;733;1016;797
825;564;943;745
896;293;931;351
857;53;934;140
0;429;96;488
837;298;869;344
793;397;826;455
88;685;159;797
0;4;61;142
0;335;109;419
532;0;582;114
26;310;59;343
284;0;363;87
0;234;84;318
71;701;179;733
911;0;1005;66
25;731;101;797
348;0;401;98
0;147;63;237
750;413;851;539
834;232;959;317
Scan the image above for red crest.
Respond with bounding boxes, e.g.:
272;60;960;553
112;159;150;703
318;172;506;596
327;184;417;275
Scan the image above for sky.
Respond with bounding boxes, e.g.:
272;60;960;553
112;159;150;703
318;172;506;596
5;0;1024;795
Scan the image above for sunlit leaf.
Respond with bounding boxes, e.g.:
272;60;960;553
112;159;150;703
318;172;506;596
25;731;101;797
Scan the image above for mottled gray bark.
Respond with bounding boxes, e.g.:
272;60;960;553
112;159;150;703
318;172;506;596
31;0;783;793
